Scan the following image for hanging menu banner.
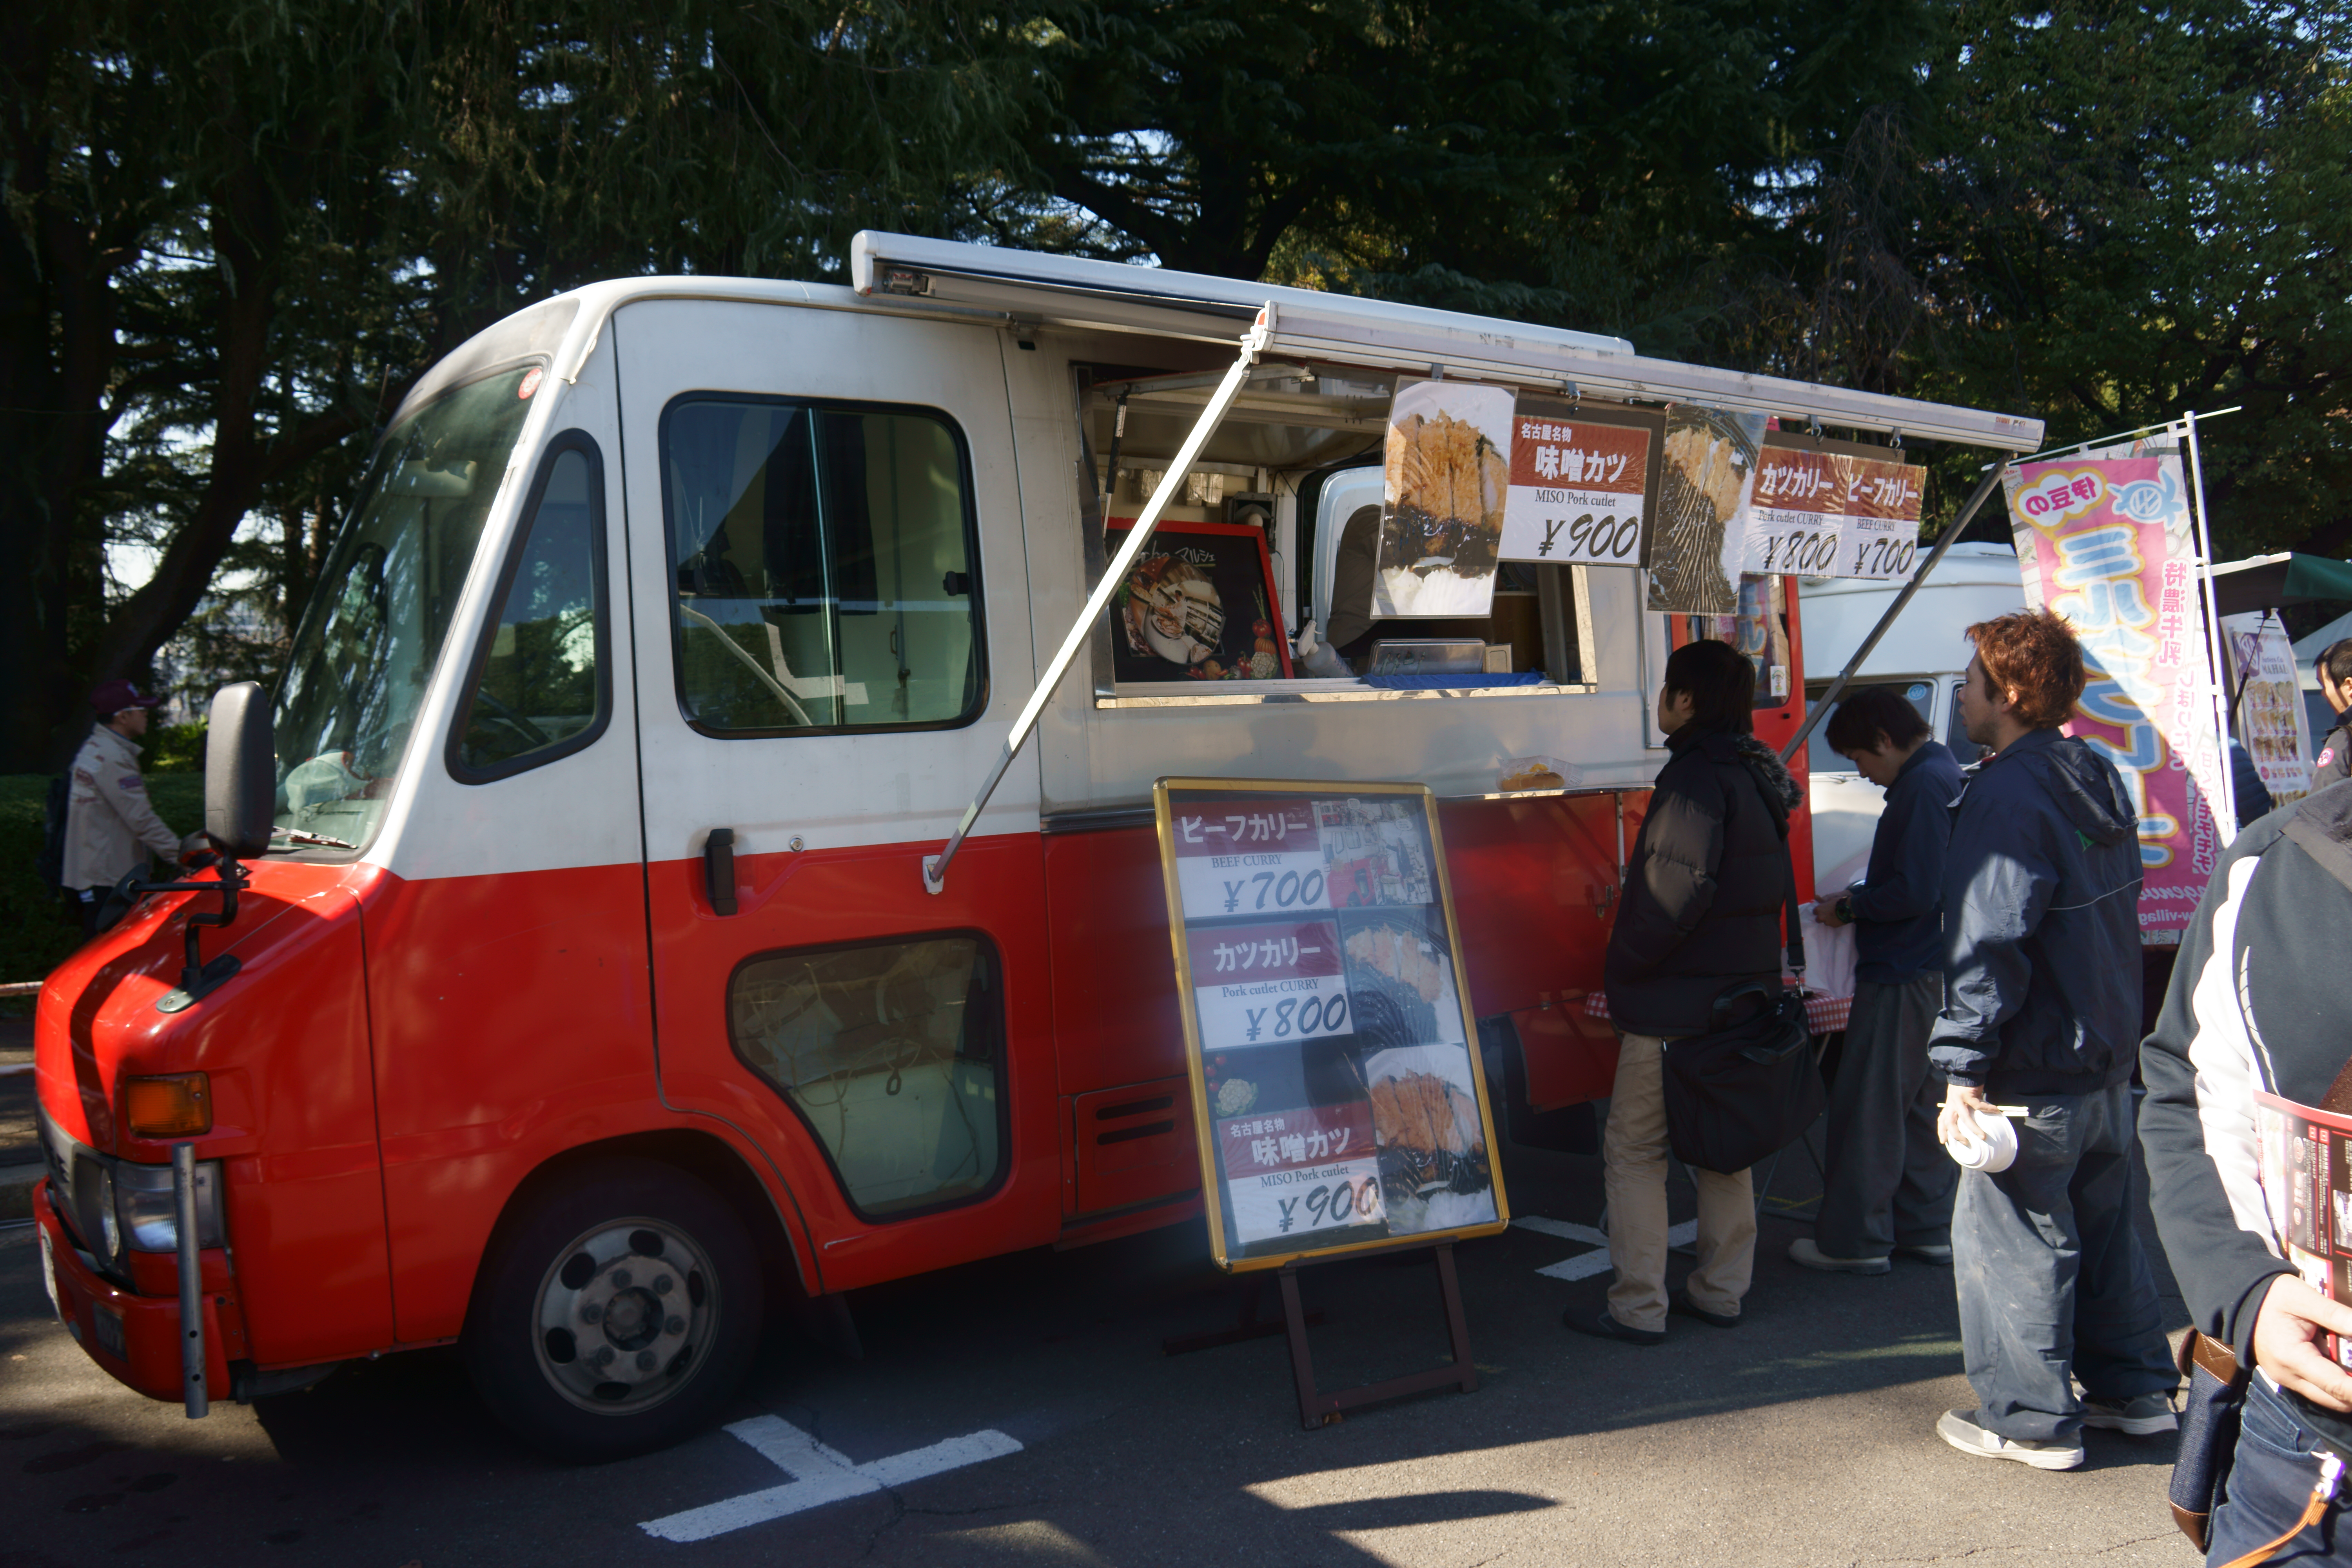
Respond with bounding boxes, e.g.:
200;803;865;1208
1498;398;1666;567
1742;433;1925;580
1155;778;1510;1271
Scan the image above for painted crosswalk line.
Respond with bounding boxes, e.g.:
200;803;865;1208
1514;1215;1696;1280
639;1415;1024;1543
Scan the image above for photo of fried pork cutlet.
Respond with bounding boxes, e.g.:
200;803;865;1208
1376;380;1514;617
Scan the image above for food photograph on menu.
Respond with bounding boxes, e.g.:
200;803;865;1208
1155;781;1506;1268
1646;406;1767;615
1106;519;1293;684
1375;378;1514;618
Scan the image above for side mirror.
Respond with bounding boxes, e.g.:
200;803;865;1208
203;682;275;860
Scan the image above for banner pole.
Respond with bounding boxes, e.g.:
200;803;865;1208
2185;409;2239;843
1779;462;2006;763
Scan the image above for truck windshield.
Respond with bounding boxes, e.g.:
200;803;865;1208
273;364;542;849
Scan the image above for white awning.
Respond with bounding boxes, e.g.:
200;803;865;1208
850;231;2044;453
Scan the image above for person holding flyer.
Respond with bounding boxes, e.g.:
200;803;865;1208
1928;610;2177;1470
2142;776;2352;1563
1797;686;1965;1275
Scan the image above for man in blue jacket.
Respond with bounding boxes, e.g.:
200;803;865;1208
1928;609;2177;1470
1797;686;1965;1275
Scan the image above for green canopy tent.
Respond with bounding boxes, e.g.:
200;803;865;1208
2206;552;2352;618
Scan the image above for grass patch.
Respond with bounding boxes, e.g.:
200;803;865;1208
0;771;205;1013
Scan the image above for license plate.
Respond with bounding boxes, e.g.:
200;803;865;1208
92;1303;127;1359
38;1231;60;1319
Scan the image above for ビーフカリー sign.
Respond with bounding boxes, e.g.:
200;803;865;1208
1742;433;1924;580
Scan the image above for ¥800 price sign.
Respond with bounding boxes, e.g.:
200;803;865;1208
1154;777;1510;1272
1743;434;1925;582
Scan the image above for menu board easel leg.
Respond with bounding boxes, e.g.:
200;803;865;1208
1278;1243;1480;1430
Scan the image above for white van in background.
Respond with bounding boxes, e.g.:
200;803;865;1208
1800;542;2026;892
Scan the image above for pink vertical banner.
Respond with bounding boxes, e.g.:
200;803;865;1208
2003;440;2225;944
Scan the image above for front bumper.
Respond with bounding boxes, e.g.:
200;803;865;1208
34;1179;232;1403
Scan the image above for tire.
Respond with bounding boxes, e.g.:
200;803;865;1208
464;1157;763;1463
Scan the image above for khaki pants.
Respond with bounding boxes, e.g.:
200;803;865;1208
1603;1030;1757;1331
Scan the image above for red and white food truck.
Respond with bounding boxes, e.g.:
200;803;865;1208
31;233;2042;1458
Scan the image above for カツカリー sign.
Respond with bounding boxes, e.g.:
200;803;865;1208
1153;778;1510;1271
1743;433;1924;580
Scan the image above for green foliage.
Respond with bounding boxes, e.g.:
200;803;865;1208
1;0;1057;768
1909;0;2352;556
0;773;202;1013
143;722;208;775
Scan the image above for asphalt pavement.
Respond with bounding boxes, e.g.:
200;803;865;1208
0;1121;2202;1568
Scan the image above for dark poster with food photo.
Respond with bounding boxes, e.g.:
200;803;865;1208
1106;519;1293;683
1155;779;1509;1271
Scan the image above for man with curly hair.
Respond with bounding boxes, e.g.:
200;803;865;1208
1927;610;2176;1471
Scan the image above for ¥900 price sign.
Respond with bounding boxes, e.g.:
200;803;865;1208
1498;398;1664;567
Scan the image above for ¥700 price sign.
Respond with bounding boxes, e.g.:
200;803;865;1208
1154;778;1510;1271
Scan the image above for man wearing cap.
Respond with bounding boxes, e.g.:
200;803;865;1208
62;680;189;936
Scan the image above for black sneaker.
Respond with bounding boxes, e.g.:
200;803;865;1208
1564;1308;1665;1346
1669;1288;1739;1328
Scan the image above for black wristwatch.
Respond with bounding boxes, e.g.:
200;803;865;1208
1835;894;1855;924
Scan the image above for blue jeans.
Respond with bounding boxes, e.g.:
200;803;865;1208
1952;1082;2175;1441
2208;1377;2349;1564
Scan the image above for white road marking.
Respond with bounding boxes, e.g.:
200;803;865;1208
638;1415;1024;1543
1517;1216;1695;1281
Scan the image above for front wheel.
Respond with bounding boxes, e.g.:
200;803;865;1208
464;1158;762;1462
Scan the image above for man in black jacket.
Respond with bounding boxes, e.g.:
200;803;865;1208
1574;638;1800;1345
1797;685;1965;1275
1928;609;2176;1471
2143;782;2352;1561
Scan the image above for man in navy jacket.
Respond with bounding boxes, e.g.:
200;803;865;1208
1797;686;1965;1275
1928;610;2176;1471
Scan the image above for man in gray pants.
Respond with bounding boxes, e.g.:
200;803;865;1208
1796;686;1964;1274
1927;610;2176;1470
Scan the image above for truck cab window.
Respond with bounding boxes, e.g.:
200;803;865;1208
661;398;984;735
450;438;609;780
728;935;1007;1220
1805;680;1934;775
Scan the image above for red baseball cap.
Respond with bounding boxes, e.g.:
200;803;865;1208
89;679;163;715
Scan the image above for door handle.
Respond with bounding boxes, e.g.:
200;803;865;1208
704;828;738;916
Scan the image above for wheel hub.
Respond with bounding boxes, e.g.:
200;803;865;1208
532;1220;716;1414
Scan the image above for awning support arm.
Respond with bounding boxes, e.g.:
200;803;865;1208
924;305;1276;894
1779;461;2007;764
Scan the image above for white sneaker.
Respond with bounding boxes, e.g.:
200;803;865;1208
1788;1237;1891;1275
2081;1393;2178;1436
1937;1408;2085;1470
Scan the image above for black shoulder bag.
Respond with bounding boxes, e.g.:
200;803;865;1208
1659;820;1824;1176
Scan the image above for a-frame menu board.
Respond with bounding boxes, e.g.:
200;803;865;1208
1152;777;1510;1272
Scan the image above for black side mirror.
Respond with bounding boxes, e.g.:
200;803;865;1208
203;682;274;859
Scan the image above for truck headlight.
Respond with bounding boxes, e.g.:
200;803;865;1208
110;1159;225;1254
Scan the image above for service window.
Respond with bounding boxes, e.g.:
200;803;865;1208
727;935;1006;1220
660;397;984;734
450;436;610;779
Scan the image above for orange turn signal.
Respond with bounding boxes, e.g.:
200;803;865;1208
125;1073;211;1138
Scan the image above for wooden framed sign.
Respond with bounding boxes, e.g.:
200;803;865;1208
1152;777;1510;1272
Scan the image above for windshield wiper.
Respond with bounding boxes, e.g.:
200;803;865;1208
272;827;357;850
